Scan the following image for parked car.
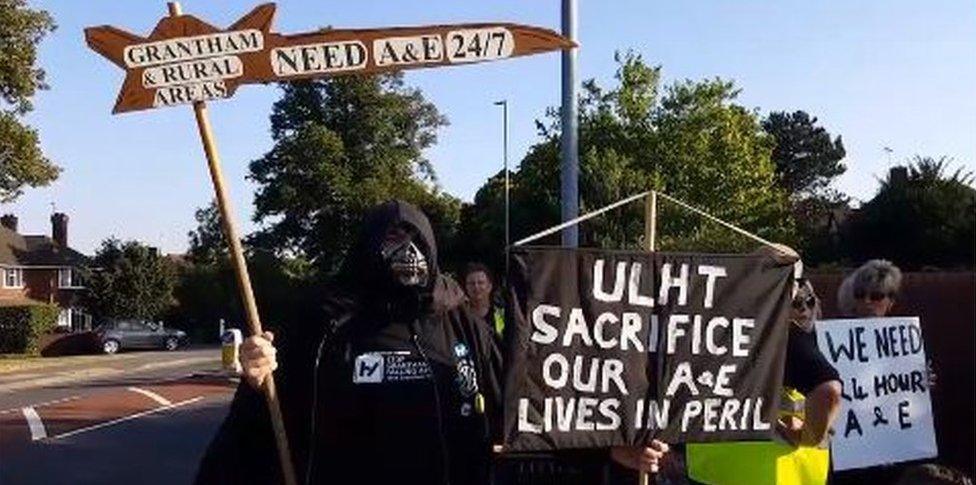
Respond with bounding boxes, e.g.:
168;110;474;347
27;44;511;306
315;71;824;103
93;319;187;354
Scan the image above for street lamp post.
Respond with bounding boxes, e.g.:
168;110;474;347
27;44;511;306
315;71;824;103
494;100;510;252
560;0;579;247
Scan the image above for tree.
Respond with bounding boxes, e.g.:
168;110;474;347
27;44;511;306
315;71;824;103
459;52;794;271
845;156;975;269
173;201;326;340
83;239;177;320
0;0;60;202
187;201;227;265
762;111;846;198
248;74;460;277
760;111;848;266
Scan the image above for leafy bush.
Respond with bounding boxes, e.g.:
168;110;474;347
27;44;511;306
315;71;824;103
0;304;59;354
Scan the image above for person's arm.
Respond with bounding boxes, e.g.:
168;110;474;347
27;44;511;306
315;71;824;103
798;380;842;446
196;329;303;484
782;327;843;447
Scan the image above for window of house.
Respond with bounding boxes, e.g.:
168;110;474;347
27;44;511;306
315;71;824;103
70;308;91;332
3;268;23;288
58;268;81;288
57;308;70;328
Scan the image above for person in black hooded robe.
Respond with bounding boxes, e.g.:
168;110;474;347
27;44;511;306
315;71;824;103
194;200;503;485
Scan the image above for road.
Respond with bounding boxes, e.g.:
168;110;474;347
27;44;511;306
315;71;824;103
0;348;236;485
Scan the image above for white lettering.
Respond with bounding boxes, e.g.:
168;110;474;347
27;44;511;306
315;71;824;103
658;263;689;306
698;265;727;309
531;304;560;344
732;318;755;357
593;259;626;302
542;353;569;389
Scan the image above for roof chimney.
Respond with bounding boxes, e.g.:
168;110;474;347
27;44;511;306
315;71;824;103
51;212;68;247
1;214;17;232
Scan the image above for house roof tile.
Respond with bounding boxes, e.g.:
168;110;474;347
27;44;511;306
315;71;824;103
0;226;88;267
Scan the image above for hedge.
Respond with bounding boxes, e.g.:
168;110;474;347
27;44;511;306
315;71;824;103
0;304;60;355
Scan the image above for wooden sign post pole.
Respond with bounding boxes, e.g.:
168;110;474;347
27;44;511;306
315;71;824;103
644;190;657;253
167;3;298;485
640;190;658;485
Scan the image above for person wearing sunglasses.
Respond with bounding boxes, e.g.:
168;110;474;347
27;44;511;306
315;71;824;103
687;245;842;485
837;259;902;317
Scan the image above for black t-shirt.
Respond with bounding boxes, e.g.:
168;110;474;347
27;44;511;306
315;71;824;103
784;324;840;394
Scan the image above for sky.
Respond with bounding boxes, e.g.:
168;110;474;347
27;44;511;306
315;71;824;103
7;0;976;255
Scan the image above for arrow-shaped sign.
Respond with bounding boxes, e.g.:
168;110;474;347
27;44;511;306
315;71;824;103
85;3;574;113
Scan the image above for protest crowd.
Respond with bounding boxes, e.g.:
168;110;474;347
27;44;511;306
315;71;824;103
194;200;971;485
0;2;970;484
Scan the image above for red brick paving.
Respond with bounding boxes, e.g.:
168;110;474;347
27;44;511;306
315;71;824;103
0;375;235;453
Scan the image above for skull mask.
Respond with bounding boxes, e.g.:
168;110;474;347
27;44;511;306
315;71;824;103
380;228;430;288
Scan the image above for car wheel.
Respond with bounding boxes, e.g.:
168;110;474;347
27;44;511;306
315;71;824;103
103;339;120;355
165;337;179;351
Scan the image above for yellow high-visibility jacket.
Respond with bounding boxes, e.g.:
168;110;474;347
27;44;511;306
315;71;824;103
685;388;830;485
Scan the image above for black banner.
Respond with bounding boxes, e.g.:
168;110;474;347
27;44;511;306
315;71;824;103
503;247;794;451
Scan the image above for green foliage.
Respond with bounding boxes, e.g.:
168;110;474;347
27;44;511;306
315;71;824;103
170;259;236;341
762;110;846;197
790;190;850;267
187;201;227;265
845;156;975;269
459;52;794;271
249;74;460;277
173;201;323;340
0;304;58;354
0;0;59;202
83;239;177;321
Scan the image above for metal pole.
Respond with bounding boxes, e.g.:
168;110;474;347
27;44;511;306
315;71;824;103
560;0;579;247
167;4;297;485
494;100;510;251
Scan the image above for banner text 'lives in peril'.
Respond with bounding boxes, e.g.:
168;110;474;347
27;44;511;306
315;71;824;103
503;248;794;450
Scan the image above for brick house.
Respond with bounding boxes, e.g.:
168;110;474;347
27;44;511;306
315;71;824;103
0;213;91;332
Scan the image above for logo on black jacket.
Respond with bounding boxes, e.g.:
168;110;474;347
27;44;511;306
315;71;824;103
353;353;384;383
453;343;479;398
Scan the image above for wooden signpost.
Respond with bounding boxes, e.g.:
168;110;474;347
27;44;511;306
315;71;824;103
85;4;573;484
85;3;574;113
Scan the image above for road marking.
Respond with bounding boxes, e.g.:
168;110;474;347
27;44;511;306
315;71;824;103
127;386;172;406
0;395;82;415
21;406;47;441
45;396;204;441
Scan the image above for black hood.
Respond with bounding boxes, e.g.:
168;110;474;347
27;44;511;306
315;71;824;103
350;199;439;286
337;200;466;316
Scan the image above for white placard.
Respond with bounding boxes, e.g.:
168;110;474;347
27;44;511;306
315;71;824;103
815;317;938;470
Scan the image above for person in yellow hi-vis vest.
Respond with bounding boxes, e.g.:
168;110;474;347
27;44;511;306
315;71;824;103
463;262;506;337
686;246;844;485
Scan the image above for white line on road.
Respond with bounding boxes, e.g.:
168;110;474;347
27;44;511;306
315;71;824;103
46;396;204;441
21;406;47;441
127;386;173;406
0;395;82;415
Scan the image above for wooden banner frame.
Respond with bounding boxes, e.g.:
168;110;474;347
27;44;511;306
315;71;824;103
85;4;574;485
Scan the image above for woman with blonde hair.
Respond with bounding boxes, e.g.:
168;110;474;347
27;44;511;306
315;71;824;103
837;259;902;317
